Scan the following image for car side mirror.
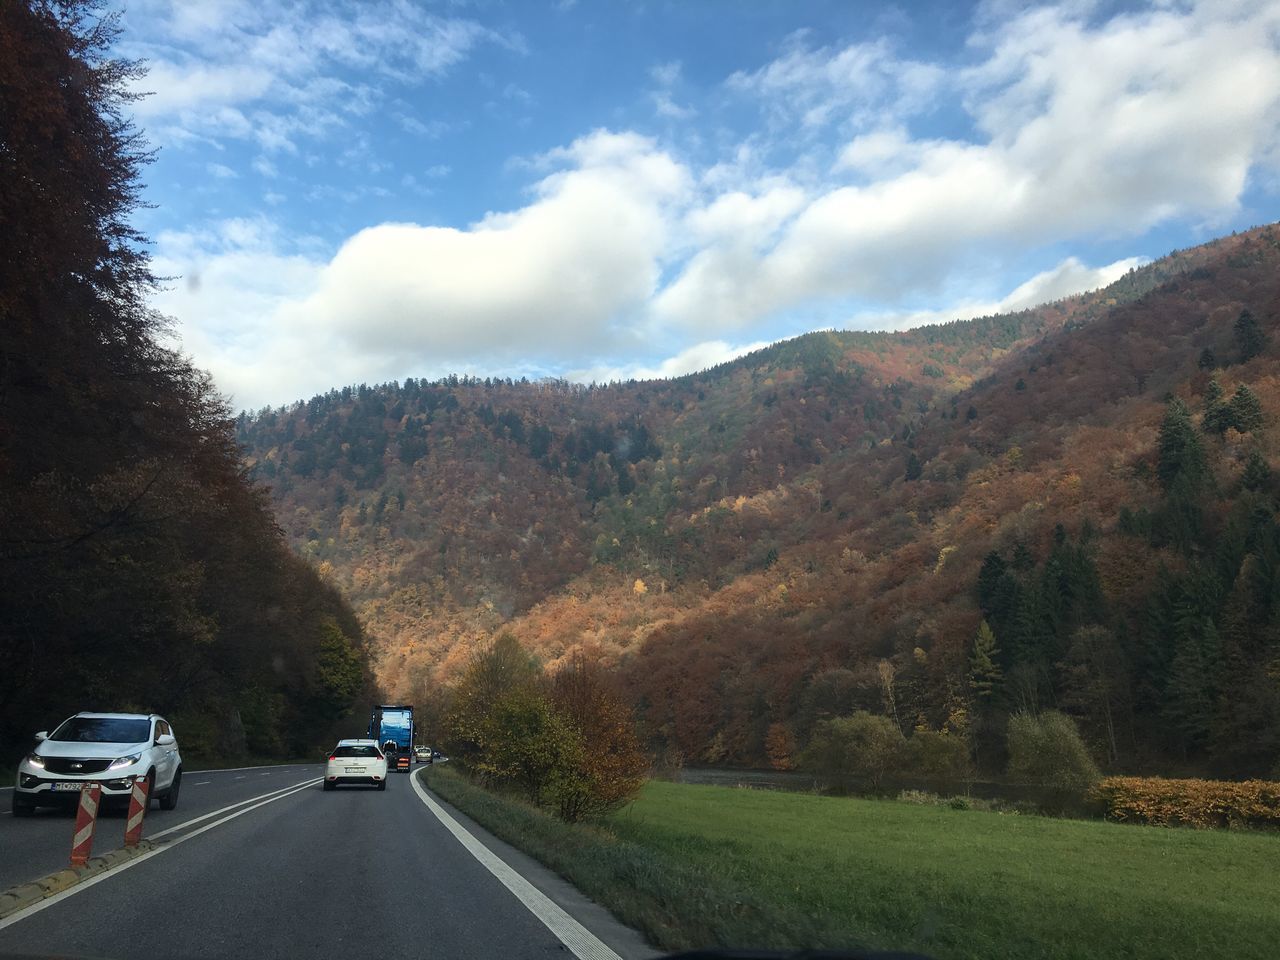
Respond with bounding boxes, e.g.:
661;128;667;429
156;733;176;746
34;731;48;741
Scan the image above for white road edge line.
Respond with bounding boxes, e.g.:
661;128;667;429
410;772;622;960
0;779;321;931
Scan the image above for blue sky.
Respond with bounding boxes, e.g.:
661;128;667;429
114;0;1280;411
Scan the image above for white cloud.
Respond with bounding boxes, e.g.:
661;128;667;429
206;162;238;179
123;0;517;150
162;132;691;407
156;2;1280;410
849;255;1146;331
649;59;696;120
727;32;943;132
657;0;1280;334
570;339;772;385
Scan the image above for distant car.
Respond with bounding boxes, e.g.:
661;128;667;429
431;749;448;763
413;745;432;764
12;712;183;816
324;739;387;790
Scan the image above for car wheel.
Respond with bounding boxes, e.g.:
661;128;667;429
378;780;387;791
12;794;36;817
323;780;335;791
159;769;181;810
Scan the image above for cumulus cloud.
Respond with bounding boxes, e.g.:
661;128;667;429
158;132;690;407
570;339;773;385
849;255;1147;331
156;2;1280;410
656;0;1280;334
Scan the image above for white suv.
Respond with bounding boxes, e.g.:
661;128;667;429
12;712;182;816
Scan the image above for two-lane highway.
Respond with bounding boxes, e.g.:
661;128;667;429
0;763;325;892
0;766;654;960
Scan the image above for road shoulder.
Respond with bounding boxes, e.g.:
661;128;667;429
412;767;660;960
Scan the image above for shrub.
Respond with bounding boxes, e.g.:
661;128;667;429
1091;776;1280;829
477;687;581;805
907;730;973;784
799;711;905;791
1007;711;1100;793
549;655;648;821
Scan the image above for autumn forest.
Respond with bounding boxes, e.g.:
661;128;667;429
237;225;1280;779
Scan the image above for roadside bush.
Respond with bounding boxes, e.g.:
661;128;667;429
1007;711;1100;794
799;711;905;791
477;687;581;804
1091;776;1280;829
446;639;649;821
549;654;648;821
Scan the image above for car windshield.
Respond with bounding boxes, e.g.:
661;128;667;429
49;718;151;744
333;746;381;758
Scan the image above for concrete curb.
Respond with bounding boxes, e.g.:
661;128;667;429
0;840;158;919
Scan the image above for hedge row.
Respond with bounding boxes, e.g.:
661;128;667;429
1091;776;1280;829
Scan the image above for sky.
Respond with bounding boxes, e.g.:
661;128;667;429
113;0;1280;412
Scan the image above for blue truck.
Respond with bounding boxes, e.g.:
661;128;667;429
368;704;414;773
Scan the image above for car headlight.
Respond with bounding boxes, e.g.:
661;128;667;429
108;753;142;770
24;753;45;769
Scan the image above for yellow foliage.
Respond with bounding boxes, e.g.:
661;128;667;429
633;578;647;595
1091;776;1280;829
933;545;956;574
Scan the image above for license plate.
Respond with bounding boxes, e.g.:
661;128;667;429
345;767;364;774
52;781;86;792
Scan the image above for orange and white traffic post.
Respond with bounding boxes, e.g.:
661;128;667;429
69;782;102;867
123;774;149;847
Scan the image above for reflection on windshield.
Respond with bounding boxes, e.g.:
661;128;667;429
50;718;151;743
334;746;382;758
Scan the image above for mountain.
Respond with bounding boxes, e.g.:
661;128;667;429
237;225;1280;776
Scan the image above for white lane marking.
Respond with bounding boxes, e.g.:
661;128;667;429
410;773;622;960
149;777;320;840
182;763;318;775
0;786;13;793
192;781;211;786
259;772;271;776
0;779;320;930
233;776;246;780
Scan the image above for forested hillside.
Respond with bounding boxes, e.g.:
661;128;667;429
0;2;376;762
239;226;1280;777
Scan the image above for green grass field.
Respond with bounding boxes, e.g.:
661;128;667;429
426;769;1280;960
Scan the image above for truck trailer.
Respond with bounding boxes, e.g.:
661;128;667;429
368;704;414;773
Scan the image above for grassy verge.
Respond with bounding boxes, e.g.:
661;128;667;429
426;767;1280;960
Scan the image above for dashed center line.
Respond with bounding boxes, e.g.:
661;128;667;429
192;780;211;785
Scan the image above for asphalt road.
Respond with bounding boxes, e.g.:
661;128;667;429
0;765;655;960
0;763;324;892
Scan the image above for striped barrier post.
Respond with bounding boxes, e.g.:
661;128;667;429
124;775;149;847
70;782;102;867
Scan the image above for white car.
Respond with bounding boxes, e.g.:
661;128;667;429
324;739;388;790
12;712;182;816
